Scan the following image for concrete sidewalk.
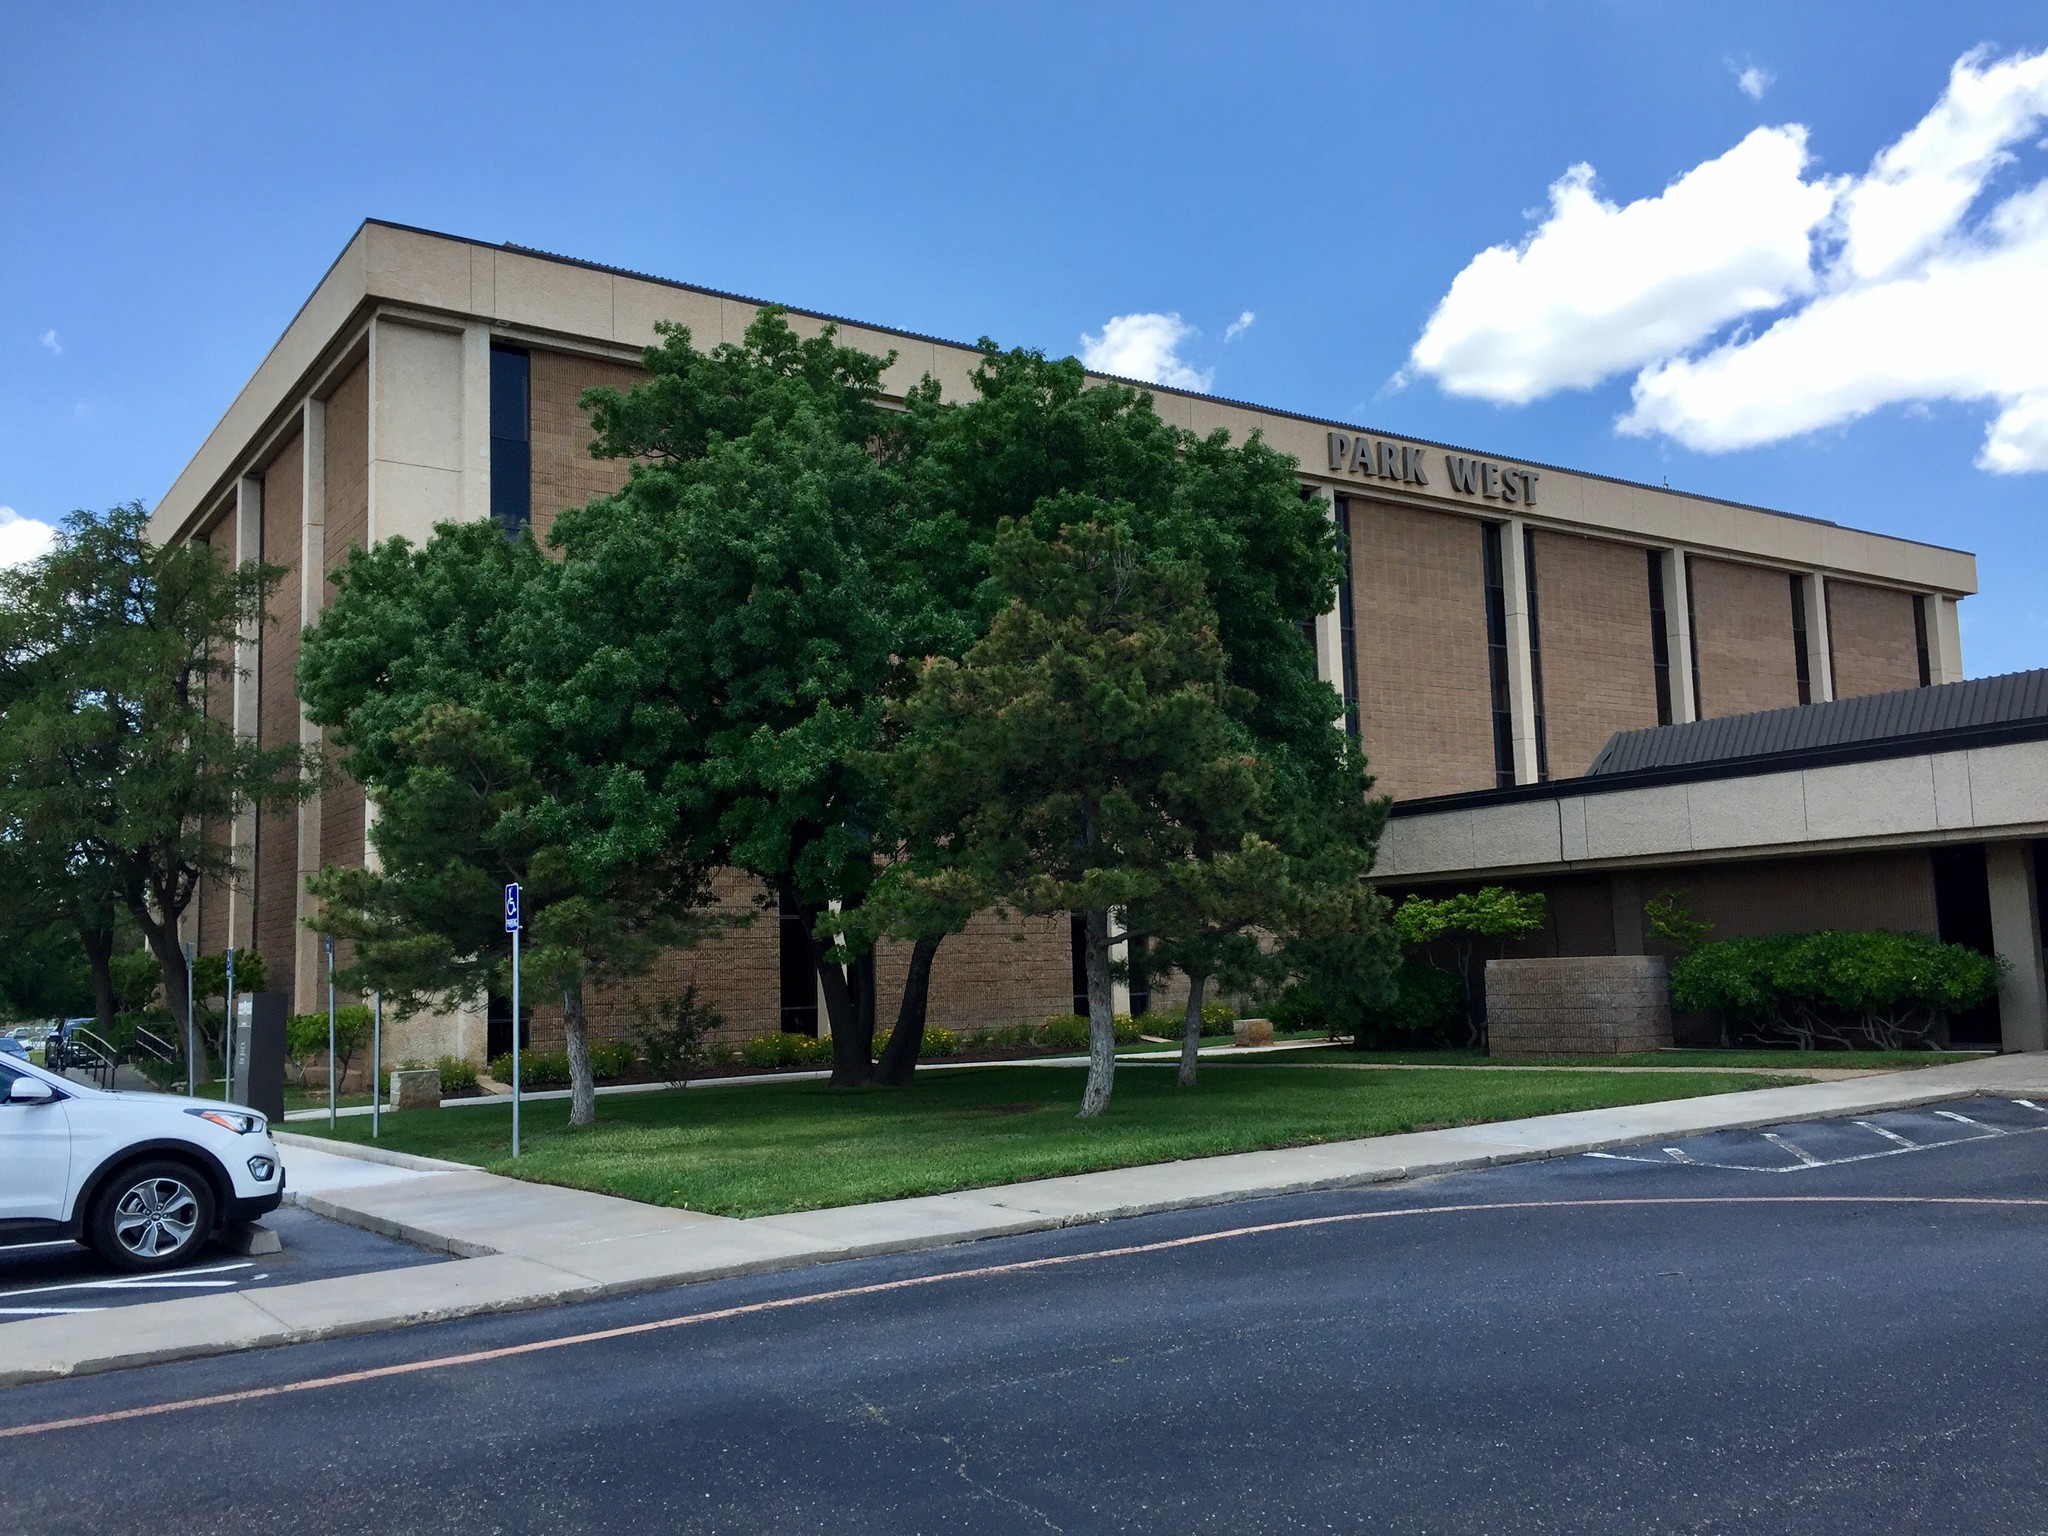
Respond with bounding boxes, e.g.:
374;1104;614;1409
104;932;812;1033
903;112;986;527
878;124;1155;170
8;1052;2047;1388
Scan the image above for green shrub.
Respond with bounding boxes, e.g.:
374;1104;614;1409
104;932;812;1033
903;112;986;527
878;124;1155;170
1040;1013;1090;1050
486;1049;573;1088
741;1033;833;1070
921;1027;960;1059
1266;983;1328;1036
992;1022;1040;1049
284;1005;372;1087
1354;961;1464;1049
1112;1013;1145;1045
1671;930;2005;1050
631;985;723;1086
436;1055;479;1093
1199;998;1237;1034
587;1039;640;1081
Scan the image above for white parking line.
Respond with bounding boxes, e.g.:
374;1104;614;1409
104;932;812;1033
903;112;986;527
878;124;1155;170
1856;1120;1918;1148
1936;1110;2001;1133
0;1261;255;1305
1763;1132;1824;1166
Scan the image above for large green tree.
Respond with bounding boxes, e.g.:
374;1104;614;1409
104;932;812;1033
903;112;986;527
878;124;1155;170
562;310;948;1086
299;520;718;1126
874;516;1269;1116
0;504;312;1041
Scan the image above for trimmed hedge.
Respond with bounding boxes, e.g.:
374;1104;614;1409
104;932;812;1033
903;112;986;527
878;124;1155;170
1354;960;1464;1049
1670;930;2003;1050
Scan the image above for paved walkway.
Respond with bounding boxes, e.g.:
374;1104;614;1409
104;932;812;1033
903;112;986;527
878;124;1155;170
9;1051;2047;1388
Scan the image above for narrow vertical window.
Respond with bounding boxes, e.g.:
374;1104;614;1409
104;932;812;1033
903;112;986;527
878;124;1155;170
1482;524;1515;788
1684;556;1702;720
1647;550;1673;726
1914;596;1932;687
489;344;531;535
1334;497;1361;739
1523;528;1549;781
778;887;818;1036
1070;914;1090;1016
1790;575;1812;705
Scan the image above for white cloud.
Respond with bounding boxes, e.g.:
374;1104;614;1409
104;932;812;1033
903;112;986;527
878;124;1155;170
38;328;60;356
0;507;57;569
1734;63;1774;102
1224;310;1256;342
1408;128;1834;403
1079;312;1212;390
1408;44;2048;473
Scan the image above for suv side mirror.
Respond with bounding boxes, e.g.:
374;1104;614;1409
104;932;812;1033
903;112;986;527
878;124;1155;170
7;1077;57;1104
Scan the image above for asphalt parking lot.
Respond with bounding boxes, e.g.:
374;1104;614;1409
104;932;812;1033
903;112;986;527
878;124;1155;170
0;1206;444;1322
6;1093;2048;1533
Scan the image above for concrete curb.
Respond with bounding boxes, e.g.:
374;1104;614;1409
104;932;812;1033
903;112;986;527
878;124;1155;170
9;1054;2046;1390
272;1131;479;1174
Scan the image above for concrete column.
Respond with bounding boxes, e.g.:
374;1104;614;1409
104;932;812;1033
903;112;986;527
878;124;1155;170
225;475;263;954
461;323;493;527
1987;842;2046;1053
1929;595;1966;684
1664;549;1697;723
1802;573;1835;702
1313;494;1343;702
1502;518;1541;784
293;398;327;1015
1109;911;1132;1019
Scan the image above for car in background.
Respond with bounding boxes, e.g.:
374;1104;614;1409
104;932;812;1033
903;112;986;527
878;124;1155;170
40;1017;100;1072
0;1035;28;1061
0;1054;284;1271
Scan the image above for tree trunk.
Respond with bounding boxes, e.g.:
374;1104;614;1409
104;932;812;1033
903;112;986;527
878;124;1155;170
562;977;597;1127
805;899;873;1088
1078;907;1117;1118
79;921;117;1032
1178;972;1208;1088
874;934;944;1087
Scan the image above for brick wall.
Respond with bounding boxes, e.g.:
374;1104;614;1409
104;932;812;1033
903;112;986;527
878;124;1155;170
1347;498;1496;800
1826;579;1922;699
1528;531;1660;776
528;349;643;544
874;911;1076;1035
320;361;368;884
1688;556;1801;719
255;434;303;998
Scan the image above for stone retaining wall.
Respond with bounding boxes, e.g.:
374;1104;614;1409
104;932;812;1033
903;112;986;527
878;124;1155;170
1486;956;1672;1056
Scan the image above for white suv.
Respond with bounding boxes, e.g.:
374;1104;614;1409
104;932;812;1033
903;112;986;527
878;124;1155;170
0;1055;285;1272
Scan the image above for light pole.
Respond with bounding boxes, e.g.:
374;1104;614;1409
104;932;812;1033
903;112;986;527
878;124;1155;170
371;994;382;1141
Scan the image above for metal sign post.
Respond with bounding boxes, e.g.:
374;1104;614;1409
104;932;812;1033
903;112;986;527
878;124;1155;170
223;947;237;1105
183;938;197;1097
325;934;337;1130
505;883;522;1159
371;995;383;1141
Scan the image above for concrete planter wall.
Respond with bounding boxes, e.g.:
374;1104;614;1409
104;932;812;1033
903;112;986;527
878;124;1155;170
1485;956;1673;1057
387;1068;443;1112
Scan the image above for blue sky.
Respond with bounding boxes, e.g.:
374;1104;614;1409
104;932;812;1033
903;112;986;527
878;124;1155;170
3;2;2044;672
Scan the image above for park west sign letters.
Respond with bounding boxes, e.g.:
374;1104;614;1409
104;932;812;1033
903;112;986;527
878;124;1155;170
1326;430;1539;507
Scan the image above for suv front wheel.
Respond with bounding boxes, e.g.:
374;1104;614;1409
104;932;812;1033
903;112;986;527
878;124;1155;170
88;1159;216;1272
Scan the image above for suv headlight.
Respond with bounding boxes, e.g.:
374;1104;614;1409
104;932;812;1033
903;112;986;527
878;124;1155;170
188;1107;262;1135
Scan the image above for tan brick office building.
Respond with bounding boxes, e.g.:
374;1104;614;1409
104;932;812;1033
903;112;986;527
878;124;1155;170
148;221;1980;1063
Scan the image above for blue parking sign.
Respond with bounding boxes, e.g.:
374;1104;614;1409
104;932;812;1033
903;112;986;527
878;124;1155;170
504;883;522;932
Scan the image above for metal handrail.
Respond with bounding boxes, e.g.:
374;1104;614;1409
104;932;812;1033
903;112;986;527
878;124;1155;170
133;1025;180;1065
66;1027;119;1090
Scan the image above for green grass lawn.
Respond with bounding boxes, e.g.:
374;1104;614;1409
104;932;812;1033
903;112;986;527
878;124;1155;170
1242;1047;1989;1071
295;1061;1805;1218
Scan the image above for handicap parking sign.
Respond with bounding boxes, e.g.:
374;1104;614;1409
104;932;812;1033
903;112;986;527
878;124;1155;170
504;883;522;932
